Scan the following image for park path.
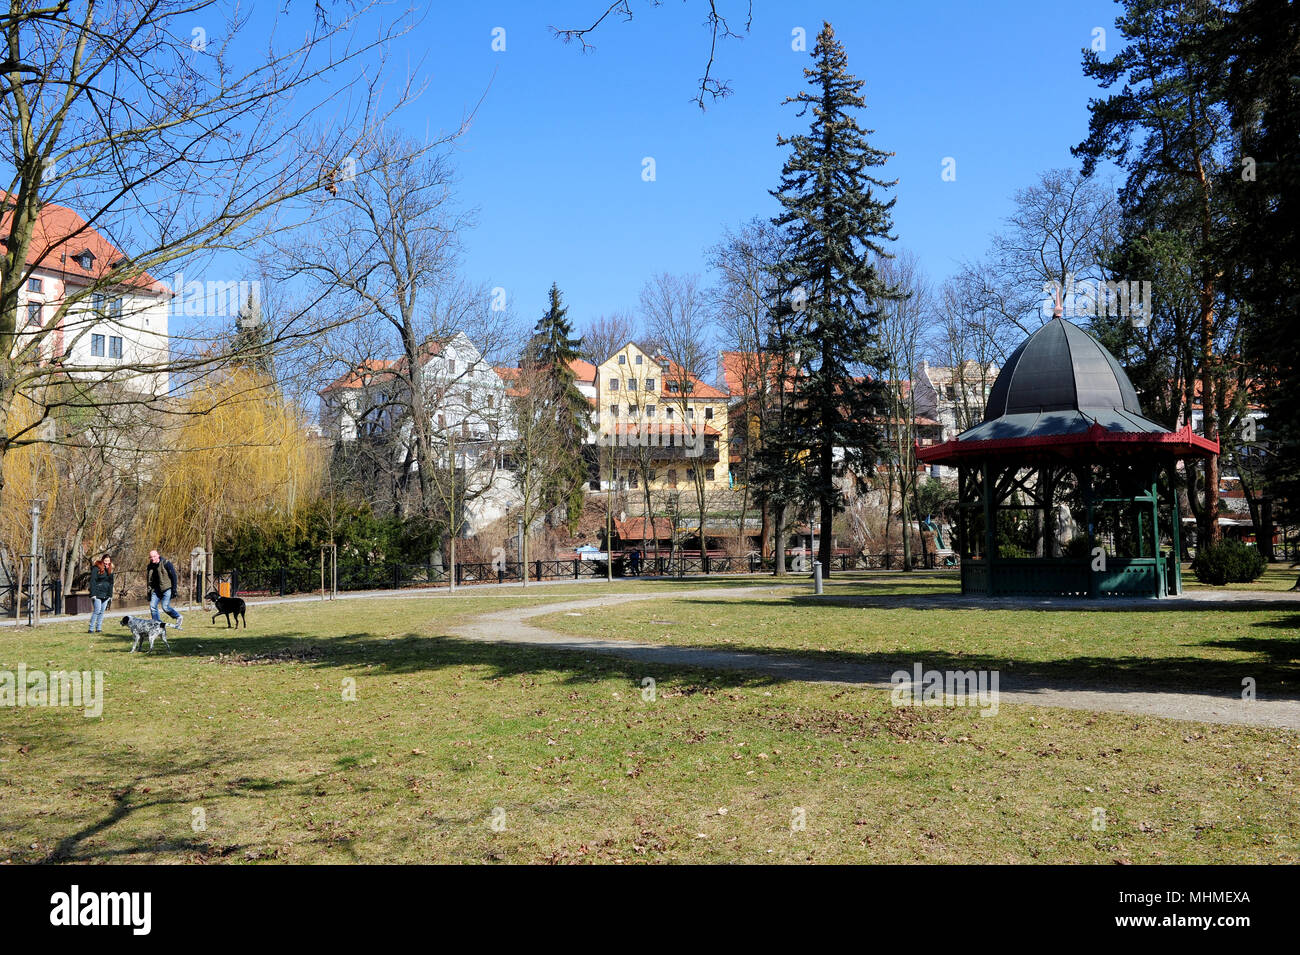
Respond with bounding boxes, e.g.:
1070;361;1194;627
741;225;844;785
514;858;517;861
448;586;1300;732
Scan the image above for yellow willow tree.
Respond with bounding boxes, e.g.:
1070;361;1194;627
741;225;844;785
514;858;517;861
136;370;321;580
0;392;61;583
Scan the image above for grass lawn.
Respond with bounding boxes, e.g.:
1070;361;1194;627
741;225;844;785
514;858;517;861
537;571;1300;696
1;582;1297;864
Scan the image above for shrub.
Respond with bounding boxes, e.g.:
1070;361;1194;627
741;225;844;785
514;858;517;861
1190;539;1266;585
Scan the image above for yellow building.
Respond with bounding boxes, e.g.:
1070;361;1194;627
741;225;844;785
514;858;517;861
593;342;730;493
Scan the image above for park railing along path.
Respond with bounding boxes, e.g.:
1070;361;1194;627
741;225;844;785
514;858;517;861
223;552;958;599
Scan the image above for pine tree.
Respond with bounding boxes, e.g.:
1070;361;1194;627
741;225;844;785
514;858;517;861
526;283;589;529
769;21;901;576
1073;0;1235;547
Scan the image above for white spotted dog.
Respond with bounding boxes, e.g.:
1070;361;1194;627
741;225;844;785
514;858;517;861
120;615;172;653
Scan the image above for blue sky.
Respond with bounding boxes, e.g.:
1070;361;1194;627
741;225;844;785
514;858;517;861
267;0;1126;336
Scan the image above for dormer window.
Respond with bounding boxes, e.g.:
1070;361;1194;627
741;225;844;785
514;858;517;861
75;249;96;271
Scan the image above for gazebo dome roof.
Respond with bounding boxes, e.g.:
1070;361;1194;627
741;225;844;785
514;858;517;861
916;315;1219;462
958;316;1167;442
985;316;1143;421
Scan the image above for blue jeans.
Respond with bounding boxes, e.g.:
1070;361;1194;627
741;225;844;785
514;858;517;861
89;596;109;632
150;589;180;622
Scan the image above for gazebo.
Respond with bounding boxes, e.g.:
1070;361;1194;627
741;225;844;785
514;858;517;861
917;313;1218;598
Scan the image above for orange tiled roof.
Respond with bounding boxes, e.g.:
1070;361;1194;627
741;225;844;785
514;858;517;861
2;197;166;292
320;359;398;394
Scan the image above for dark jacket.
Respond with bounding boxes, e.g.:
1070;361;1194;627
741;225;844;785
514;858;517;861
147;559;178;596
89;564;114;600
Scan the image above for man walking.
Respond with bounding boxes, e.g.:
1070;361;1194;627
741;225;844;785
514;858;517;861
147;549;183;629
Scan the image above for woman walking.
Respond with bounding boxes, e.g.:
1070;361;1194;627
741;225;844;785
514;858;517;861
89;553;114;634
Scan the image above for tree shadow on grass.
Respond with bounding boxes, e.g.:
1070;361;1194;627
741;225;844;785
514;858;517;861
152;624;1300;702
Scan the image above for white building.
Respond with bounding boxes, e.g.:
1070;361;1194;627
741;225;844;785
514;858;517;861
911;360;1000;480
10;201;172;396
320;332;516;533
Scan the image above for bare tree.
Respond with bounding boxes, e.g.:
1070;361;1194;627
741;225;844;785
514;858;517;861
510;363;567;586
552;2;754;109
877;251;929;569
0;0;420;519
581;312;636;365
709;217;783;561
641;272;717;564
279;133;475;562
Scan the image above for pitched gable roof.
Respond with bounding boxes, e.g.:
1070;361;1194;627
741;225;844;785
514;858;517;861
1;197;166;293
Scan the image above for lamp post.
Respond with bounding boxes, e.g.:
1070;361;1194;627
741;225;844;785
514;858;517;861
28;500;42;627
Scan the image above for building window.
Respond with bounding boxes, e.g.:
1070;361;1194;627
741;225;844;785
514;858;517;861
706;469;715;481
648;469;657;481
666;407;674;419
687;468;696;480
27;277;42;293
618;354;626;364
26;303;41;325
109;336;123;359
668;382;679;393
75;250;95;271
609;379;619;391
668;469;677;485
609;404;618;416
646;406;655;417
447;360;456;373
635;354;643;365
705;407;713;419
645;377;655;391
629;405;638;416
629;379;637;390
91;334;105;357
688;408;695;419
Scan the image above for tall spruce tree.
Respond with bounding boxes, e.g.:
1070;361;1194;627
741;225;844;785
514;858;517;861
1217;0;1300;573
526;283;589;529
770;21;901;576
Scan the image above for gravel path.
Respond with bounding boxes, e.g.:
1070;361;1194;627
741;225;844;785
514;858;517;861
449;587;1300;731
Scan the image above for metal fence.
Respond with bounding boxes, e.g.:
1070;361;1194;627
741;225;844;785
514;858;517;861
219;551;959;597
3;579;63;617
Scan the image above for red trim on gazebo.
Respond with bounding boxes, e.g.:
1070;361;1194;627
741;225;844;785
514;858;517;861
916;422;1219;465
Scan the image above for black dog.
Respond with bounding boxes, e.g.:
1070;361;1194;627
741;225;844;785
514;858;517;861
205;591;247;629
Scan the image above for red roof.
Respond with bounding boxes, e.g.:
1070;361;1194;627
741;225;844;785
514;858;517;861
654;358;728;400
917;422;1220;465
320;359;397;394
2;198;166;292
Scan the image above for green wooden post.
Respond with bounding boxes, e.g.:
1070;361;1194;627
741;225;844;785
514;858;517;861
982;459;995;596
1170;473;1183;596
1150;469;1163;597
1084;465;1096;598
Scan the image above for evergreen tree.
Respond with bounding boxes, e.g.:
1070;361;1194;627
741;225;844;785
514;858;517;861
525;283;589;529
1073;0;1236;546
769;21;901;576
233;289;274;379
1217;0;1300;572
